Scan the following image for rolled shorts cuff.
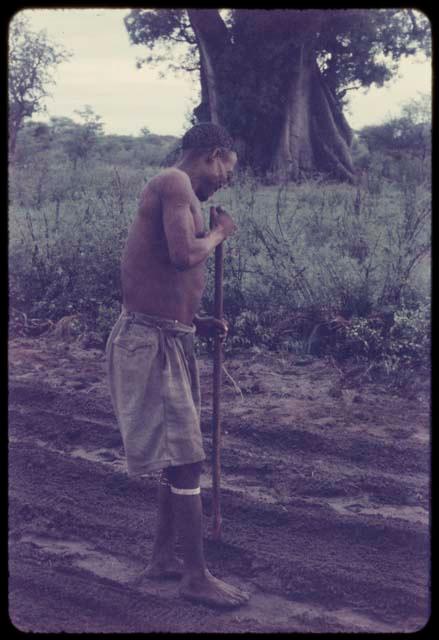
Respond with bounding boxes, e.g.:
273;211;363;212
127;454;206;478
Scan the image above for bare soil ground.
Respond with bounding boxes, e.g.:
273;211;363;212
8;335;430;633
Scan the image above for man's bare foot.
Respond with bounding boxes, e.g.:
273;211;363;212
179;569;250;609
140;556;184;580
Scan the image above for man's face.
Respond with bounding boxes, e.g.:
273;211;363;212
196;149;237;202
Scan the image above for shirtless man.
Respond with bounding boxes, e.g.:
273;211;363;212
106;123;250;608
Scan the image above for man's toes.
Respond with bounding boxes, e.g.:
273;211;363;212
213;589;243;607
223;585;246;600
227;590;250;606
225;585;249;603
180;582;249;609
211;576;249;600
213;582;249;606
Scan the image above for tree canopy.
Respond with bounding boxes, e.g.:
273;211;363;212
126;9;430;101
125;9;431;182
8;13;72;158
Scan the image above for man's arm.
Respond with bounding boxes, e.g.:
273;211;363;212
161;170;235;271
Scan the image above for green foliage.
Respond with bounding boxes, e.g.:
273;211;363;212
9;114;181;346
8;13;72;157
61;106;104;167
124;9;430;155
9;110;431;384
341;304;430;383
12;117;178;173
354;93;431;186
213;171;430;314
360;96;430;159
228;310;277;350
315;10;431;101
9;139;146;333
124;9;197;75
126;9;430;99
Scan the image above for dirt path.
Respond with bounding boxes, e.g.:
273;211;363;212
8;336;430;632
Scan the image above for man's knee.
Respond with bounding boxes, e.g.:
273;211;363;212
166;461;203;490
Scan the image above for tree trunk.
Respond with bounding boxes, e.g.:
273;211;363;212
9;125;19;160
270;49;355;182
8;109;23;161
310;61;356;182
271;44;315;181
187;9;356;183
188;10;230;126
192;29;220;125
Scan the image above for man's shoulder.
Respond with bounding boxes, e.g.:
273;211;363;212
152;167;192;194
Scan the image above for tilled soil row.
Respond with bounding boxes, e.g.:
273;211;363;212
8;436;429;631
8;341;430;632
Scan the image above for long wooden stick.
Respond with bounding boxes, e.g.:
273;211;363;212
210;207;223;540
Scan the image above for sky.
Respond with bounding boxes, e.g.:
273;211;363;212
13;8;432;138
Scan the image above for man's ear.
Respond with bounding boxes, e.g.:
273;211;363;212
206;147;222;162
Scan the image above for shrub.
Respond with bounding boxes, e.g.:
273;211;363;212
213;171;430;318
340;303;430;383
8;122;431;385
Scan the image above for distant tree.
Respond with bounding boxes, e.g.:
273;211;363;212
11;121;52;164
401;92;431;126
125;8;431;182
360;93;431;160
49;115;77;135
399;93;431;161
62;106;105;168
8;13;71;159
139;126;151;138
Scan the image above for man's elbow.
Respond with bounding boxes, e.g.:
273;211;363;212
171;252;193;271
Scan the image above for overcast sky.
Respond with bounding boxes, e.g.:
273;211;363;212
14;8;432;137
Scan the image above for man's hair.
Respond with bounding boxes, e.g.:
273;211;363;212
181;123;234;153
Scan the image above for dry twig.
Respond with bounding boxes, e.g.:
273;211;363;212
222;364;244;400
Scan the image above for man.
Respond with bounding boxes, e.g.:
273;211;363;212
106;123;250;608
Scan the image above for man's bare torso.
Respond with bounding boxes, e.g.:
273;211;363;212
121;168;207;325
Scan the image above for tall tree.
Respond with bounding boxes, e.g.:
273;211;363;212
8;13;71;160
125;9;430;182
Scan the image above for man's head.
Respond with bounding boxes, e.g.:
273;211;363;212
178;123;237;202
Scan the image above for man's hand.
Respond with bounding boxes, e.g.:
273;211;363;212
210;206;237;240
194;316;229;342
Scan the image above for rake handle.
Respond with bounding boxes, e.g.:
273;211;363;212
210;207;224;540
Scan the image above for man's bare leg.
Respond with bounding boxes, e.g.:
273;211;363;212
143;471;184;578
168;461;250;608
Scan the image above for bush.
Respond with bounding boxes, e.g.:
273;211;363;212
340;303;430;383
8;160;144;332
213;170;430;318
9;123;431;386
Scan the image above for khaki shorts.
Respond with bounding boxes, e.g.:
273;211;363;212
106;308;205;477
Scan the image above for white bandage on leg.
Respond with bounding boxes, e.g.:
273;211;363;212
170;485;201;496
